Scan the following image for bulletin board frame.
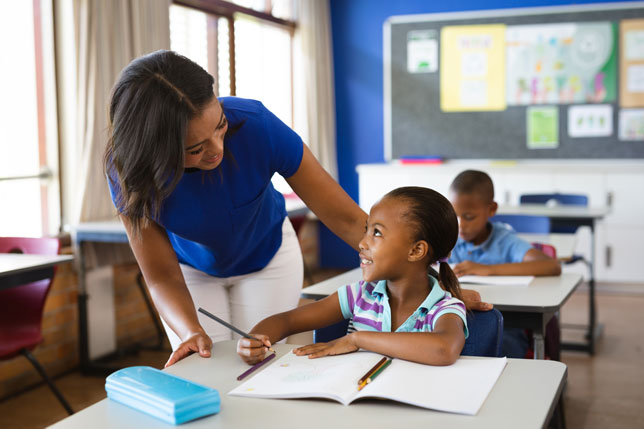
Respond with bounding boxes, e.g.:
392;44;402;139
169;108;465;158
383;2;644;160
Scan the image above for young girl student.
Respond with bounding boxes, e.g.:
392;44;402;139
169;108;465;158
237;187;468;366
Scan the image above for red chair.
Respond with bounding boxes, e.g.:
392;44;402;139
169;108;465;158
0;237;73;414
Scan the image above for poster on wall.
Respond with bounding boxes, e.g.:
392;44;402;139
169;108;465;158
568;104;613;138
619;109;644;140
527;106;559;149
620;19;644;108
506;22;617;106
407;30;438;73
440;24;506;112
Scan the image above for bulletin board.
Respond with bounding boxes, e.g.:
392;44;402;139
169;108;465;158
383;2;644;160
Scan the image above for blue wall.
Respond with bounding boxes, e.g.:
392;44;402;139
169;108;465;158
320;0;637;268
329;0;637;201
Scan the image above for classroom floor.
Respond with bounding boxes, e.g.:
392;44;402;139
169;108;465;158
1;275;643;429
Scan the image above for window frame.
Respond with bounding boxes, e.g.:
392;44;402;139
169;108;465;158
173;0;297;126
0;0;58;237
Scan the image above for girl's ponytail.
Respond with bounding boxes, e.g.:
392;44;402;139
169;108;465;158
437;258;462;301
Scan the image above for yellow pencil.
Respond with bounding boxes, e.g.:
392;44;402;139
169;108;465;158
357;356;388;386
358;358;392;391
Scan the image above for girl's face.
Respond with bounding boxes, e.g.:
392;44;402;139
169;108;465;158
358;197;418;283
184;98;228;170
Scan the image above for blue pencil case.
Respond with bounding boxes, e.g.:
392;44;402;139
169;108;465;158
105;366;220;425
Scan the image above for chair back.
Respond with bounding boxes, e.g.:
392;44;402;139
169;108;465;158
313;309;504;358
313;319;350;343
491;214;551;234
531;242;557;259
461;309;504;357
520;193;588;207
0;237;61;359
520;193;588;233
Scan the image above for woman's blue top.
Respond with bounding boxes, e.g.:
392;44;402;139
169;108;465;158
108;97;304;277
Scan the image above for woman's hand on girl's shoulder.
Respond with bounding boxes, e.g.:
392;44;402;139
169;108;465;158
292;334;359;359
460;289;493;311
164;331;212;367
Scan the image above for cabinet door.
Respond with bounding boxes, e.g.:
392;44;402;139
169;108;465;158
358;169;407;209
595;226;644;283
603;173;644;227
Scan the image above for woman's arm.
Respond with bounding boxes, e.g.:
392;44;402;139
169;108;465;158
237;292;346;364
285;144;367;251
294;314;466;366
120;216;211;366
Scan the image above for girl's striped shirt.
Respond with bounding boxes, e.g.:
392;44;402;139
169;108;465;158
337;276;468;336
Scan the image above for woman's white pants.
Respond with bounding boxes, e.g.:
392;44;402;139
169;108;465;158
161;217;304;349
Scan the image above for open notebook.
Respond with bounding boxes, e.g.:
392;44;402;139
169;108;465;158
229;351;507;415
458;275;535;286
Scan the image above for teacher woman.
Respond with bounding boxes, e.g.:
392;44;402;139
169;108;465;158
105;50;489;367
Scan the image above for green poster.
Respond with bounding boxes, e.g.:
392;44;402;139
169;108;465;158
527;106;559;149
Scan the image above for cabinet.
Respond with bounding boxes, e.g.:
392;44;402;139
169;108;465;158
357;161;644;283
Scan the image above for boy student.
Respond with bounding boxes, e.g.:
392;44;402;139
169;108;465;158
448;170;561;358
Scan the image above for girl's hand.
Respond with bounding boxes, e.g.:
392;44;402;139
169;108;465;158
165;331;212;367
237;334;272;364
453;261;494;276
293;334;359;359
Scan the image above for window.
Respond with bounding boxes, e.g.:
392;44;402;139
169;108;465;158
170;0;296;128
0;0;59;237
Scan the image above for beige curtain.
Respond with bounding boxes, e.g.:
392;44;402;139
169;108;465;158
56;0;170;268
295;0;338;180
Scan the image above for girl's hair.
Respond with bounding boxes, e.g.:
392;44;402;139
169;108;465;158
384;186;462;300
104;50;216;236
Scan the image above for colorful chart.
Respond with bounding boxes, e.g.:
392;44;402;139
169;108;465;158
506;22;617;106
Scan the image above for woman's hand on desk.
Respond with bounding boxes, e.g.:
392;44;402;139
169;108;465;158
165;331;212;367
292;335;359;359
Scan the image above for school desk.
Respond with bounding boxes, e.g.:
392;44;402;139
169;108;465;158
301;269;582;360
0;253;73;291
48;340;567;429
499;204;609;356
71;197;309;374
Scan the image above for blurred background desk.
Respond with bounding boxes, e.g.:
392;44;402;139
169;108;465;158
0;254;73;290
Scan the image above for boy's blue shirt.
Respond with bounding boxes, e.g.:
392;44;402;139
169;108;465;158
449;222;533;265
107;97;304;277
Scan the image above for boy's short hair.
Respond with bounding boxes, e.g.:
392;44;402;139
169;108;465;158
449;170;495;203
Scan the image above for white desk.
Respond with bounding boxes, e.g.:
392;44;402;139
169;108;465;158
301;268;582;360
0;254;74;291
499;204;608;355
48;340;567;429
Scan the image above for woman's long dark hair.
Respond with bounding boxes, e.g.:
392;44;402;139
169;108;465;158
104;50;215;236
384;186;462;300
